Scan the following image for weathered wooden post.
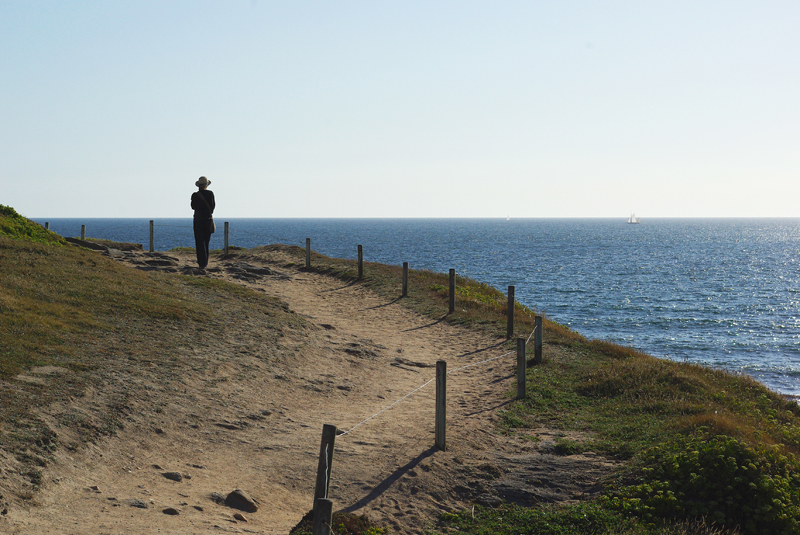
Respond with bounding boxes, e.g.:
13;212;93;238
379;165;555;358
149;220;154;252
313;424;337;505
517;337;526;400
313;498;333;535
402;262;408;297
435;360;447;451
306;238;311;268
44;222;49;230
534;315;543;364
507;285;515;339
448;269;455;314
224;222;230;256
80;224;86;241
357;244;363;280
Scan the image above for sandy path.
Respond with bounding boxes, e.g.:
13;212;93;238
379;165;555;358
3;249;535;534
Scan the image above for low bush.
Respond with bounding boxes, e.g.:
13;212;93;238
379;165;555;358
601;434;800;534
0;205;64;245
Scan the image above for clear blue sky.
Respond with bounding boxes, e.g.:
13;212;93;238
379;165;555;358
2;1;798;218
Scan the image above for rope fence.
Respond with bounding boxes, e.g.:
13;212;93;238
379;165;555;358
311;318;542;534
338;324;539;440
44;219;303;255
300;236;546;533
47;219;546;533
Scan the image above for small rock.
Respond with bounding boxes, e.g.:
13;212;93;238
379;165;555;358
163;507;180;515
216;421;247;430
475;494;503;507
233;513;247;522
193;505;204;512
88;485;101;493
163;472;183;482
225;489;258;513
152;464;163;470
129;499;148;509
154;428;165;434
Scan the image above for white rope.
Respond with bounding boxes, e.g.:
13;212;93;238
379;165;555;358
337;324;538;439
526;323;539;344
337;378;435;437
447;349;515;375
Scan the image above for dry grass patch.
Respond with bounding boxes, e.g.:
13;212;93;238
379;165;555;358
0;224;303;500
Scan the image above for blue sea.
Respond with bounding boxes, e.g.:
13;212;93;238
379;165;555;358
35;218;800;398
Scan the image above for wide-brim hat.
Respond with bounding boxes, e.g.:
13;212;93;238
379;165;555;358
195;176;211;187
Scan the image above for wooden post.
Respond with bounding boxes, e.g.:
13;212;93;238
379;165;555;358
312;498;333;535
357;245;363;280
224;221;230;256
507;285;515;339
448;269;455;314
402;262;408;297
149;220;154;252
534;316;543;364
435;360;447;451
517;337;526;400
44;222;49;230
313;424;337;506
306;238;311;269
81;224;86;240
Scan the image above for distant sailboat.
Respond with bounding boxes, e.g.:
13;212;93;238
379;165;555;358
627;213;640;224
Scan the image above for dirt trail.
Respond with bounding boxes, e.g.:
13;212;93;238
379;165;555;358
2;248;615;534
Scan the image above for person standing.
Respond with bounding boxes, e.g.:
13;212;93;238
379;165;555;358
191;176;215;269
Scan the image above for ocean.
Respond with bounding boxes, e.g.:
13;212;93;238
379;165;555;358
35;217;800;398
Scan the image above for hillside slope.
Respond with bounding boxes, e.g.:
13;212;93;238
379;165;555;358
1;206;799;534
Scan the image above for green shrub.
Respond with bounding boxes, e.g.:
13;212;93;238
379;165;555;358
432;502;643;534
0;205;64;245
601;434;800;534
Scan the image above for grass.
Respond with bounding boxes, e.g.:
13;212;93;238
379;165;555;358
428;503;740;535
0;205;65;246
0;232;204;379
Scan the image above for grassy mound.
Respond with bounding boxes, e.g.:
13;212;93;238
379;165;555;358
0;205;64;245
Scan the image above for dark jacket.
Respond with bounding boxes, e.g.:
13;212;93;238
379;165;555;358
191;190;215;219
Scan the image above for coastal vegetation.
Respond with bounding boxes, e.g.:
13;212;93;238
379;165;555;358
2;205;799;534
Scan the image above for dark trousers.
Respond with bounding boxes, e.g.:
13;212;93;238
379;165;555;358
193;218;213;268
